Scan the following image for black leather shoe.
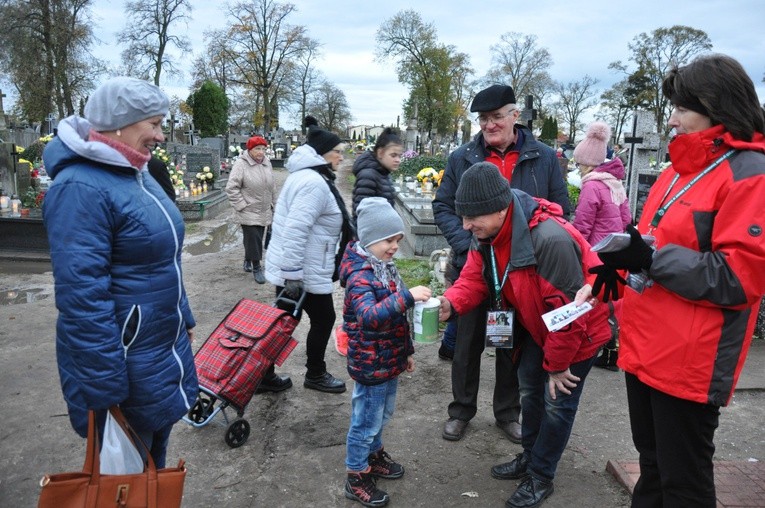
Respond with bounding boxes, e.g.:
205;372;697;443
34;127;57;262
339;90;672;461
253;266;266;284
438;343;454;361
442;418;468;441
243;260;253;272
505;475;554;508
496;419;522;444
255;373;292;393
491;453;530;480
304;372;346;393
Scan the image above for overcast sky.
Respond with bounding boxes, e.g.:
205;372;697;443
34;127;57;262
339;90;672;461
12;0;765;131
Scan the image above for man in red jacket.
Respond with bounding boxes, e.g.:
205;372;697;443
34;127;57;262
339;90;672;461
437;162;610;508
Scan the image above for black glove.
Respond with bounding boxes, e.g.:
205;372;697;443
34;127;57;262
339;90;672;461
598;224;655;272
589;265;628;303
283;280;303;299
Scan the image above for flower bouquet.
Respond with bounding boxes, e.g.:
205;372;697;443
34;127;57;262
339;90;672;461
195;166;215;188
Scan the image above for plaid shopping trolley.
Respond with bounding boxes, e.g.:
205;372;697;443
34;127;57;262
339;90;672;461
184;291;304;447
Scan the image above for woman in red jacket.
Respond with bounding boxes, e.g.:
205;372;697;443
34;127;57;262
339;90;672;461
583;54;765;507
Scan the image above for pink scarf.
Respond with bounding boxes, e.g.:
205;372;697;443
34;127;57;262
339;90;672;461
581;171;627;205
89;130;151;171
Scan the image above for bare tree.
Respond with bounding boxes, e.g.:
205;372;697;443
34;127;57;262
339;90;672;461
291;37;322;134
0;0;101;124
191;29;234;92
484;32;553;98
223;0;307;132
448;51;474;142
610;25;712;134
117;0;192;86
553;75;599;143
307;81;351;133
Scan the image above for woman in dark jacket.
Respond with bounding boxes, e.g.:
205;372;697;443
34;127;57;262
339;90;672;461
42;77;198;468
351;128;403;219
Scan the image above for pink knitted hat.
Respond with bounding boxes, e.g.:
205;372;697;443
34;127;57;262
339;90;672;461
573;122;611;167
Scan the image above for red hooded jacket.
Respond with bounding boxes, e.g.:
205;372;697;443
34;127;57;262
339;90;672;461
444;191;610;372
619;124;765;406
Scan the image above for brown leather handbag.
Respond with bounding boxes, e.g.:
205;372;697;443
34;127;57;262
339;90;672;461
37;407;186;508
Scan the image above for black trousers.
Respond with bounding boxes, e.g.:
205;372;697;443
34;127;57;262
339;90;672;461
242;225;266;265
626;372;720;508
448;299;522;423
271;287;336;378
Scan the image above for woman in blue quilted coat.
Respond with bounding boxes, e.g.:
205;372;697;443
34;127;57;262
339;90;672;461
42;77;198;468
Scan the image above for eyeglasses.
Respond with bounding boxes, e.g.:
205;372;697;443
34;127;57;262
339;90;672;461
476;109;518;126
331;149;344;155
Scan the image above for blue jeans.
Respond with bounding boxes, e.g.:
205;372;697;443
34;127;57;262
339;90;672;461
133;424;173;469
345;379;398;472
518;339;596;481
441;319;457;351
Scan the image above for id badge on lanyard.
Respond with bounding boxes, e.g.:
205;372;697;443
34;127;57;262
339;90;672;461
485;246;514;348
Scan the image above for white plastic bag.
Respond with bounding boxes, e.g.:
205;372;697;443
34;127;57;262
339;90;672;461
99;410;144;474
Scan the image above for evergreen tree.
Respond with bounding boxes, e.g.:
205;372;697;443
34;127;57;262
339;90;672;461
187;81;229;137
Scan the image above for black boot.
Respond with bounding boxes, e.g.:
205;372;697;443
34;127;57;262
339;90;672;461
344;470;389;507
243;260;253;272
253;264;266;284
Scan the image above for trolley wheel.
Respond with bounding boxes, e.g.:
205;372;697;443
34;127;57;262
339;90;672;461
188;396;213;424
225;419;250;448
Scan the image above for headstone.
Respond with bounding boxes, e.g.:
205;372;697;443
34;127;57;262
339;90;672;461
16;160;31;198
405;105;419;152
185;152;215;181
0;142;15;195
199;137;225;158
0;89;8;139
167;143;220;188
624;110;663;222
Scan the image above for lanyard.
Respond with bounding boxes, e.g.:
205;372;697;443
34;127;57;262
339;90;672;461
650;150;735;230
489;246;511;308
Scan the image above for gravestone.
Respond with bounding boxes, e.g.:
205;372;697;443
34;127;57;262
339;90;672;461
167;144;220;188
0;142;15;195
16;160;31;198
623;111;663;222
0;89;8;139
405;105;419;153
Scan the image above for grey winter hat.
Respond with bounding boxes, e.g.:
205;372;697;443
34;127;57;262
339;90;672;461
357;197;405;248
455;162;513;217
85;76;169;132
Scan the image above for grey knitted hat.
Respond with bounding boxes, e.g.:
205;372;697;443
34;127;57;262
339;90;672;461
455;162;513;217
85;77;169;132
356;197;405;248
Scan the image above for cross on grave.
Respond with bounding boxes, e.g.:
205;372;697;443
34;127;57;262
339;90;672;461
519;95;537;130
168;114;180;143
185;125;196;146
0;89;6;112
624;112;644;218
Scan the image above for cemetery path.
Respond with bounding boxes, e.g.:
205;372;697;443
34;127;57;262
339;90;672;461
1;155;764;507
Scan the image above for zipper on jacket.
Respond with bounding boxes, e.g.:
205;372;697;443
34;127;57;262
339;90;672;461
140;182;192;409
121;305;142;356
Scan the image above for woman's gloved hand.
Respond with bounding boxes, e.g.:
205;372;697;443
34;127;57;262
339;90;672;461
283;279;303;298
597;225;655;272
589;265;628;303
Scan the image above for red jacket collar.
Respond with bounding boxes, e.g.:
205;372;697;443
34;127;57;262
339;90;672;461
668;125;765;175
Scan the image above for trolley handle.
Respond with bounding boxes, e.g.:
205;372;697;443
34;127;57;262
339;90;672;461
275;288;307;319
